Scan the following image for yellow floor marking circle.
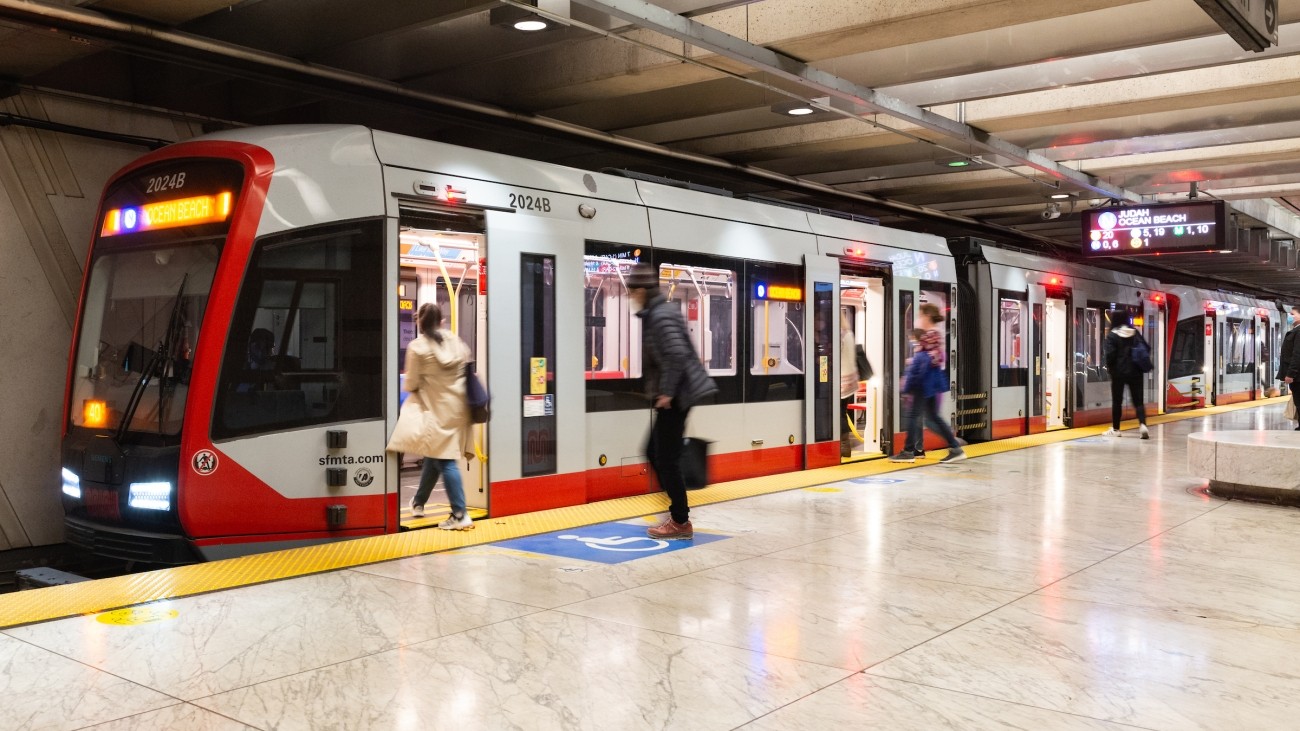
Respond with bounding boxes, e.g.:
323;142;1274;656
96;605;179;626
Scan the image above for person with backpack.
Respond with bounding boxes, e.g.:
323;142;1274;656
627;263;719;540
892;321;965;464
1103;310;1151;439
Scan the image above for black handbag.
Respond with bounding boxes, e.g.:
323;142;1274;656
854;345;874;382
681;437;712;490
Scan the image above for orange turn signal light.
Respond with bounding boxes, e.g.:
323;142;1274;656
84;400;108;428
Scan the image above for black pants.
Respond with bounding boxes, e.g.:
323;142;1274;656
1111;374;1146;430
647;403;691;524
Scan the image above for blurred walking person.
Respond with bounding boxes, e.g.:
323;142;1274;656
627;263;718;539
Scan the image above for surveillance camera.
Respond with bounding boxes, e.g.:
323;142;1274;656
1041;203;1062;221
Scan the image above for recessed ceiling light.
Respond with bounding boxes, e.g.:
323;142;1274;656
786;106;815;116
514;18;549;31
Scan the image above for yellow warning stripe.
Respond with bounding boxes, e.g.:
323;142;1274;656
0;397;1284;629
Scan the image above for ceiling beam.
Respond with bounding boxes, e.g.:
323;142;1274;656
567;0;1141;202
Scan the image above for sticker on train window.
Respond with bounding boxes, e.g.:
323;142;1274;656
509;193;552;212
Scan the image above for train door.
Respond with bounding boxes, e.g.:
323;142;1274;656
1258;312;1270;397
840;261;889;459
1208;309;1220;405
395;208;488;528
484;212;586;512
1029;284;1071;429
805;255;839;466
1155;301;1168;413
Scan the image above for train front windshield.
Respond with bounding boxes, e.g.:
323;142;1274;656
71;244;219;435
69;159;244;438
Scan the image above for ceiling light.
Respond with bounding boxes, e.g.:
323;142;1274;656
489;0;569;32
1049;193;1072;200
770;97;830;117
946;160;971;168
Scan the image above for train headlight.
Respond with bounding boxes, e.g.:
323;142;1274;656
128;482;171;511
61;468;81;499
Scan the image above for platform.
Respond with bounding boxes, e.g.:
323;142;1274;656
4;399;1300;730
1190;430;1300;505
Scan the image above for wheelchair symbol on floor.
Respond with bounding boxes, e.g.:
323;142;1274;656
557;534;669;551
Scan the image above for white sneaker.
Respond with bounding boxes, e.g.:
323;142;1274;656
1102;428;1119;437
410;502;424;518
438;513;474;531
1139;424;1150;440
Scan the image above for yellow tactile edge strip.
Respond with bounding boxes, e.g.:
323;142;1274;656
0;397;1284;629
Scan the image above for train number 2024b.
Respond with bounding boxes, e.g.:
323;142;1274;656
146;172;187;194
509;193;551;212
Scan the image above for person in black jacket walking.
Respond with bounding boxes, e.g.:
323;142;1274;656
628;263;719;540
1275;305;1300;430
1102;310;1149;439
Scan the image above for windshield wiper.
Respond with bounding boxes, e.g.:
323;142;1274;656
115;275;187;443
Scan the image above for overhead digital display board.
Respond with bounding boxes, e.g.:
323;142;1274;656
1081;200;1227;257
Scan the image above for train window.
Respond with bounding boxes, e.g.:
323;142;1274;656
919;282;951;378
1168;317;1205;379
898;290;913;381
583;243;741;411
213;220;383;440
749;293;804;376
1082;306;1108;383
70;242;220;436
747;260;804;402
997;293;1027;387
1226;318;1255;374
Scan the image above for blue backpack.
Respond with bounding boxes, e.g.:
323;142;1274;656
1130;334;1154;374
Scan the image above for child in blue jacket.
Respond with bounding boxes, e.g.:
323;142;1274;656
892;328;966;463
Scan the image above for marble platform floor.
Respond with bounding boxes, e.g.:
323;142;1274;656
7;404;1300;730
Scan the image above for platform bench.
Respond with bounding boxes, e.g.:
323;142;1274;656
1189;431;1300;505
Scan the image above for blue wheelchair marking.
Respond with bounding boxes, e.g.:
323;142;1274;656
849;477;906;485
496;520;729;564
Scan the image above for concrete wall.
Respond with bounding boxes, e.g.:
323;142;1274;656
0;91;205;549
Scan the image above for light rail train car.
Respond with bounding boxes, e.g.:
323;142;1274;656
58;124;957;562
950;239;1282;438
1164;285;1281;408
952;239;1164;438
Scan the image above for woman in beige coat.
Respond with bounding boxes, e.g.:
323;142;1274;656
406;302;475;530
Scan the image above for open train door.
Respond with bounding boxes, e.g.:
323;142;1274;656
804;253;840;468
1028;281;1071;432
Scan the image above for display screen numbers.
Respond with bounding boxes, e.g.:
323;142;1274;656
145;172;187;194
1081;200;1226;257
509;193;552;212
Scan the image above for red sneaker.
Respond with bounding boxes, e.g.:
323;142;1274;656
648;519;693;540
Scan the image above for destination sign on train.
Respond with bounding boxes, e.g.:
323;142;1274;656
1081;200;1227;256
100;192;234;238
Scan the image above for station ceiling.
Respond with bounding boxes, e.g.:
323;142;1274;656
4;0;1300;297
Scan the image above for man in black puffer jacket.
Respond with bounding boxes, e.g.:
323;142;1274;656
628;263;718;540
1277;305;1300;430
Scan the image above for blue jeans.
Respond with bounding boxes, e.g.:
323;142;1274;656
904;393;960;452
413;458;466;518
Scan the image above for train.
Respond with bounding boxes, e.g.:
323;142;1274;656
57;124;1286;563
